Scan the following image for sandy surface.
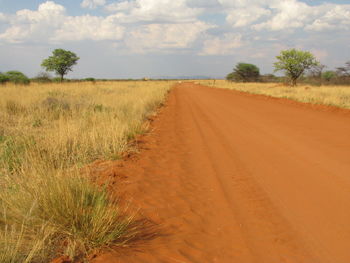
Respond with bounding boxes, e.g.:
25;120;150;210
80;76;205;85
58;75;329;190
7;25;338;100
92;83;350;263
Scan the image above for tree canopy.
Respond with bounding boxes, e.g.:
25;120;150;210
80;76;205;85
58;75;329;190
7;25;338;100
0;71;30;85
336;61;350;77
41;49;79;81
274;49;319;86
227;63;260;82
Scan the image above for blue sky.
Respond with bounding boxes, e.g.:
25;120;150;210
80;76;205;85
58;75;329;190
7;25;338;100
0;0;349;78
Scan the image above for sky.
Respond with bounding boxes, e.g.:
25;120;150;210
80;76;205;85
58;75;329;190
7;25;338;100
0;0;349;79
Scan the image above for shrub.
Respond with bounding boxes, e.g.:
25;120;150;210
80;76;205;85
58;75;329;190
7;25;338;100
227;63;260;82
32;72;52;83
0;73;10;84
226;72;236;81
84;78;95;82
322;71;337;82
4;71;30;85
0;170;138;261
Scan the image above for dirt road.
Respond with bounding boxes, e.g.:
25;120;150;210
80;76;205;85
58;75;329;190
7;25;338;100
94;83;350;263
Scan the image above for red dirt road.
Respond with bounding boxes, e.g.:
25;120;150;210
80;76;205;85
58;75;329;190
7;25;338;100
94;83;350;263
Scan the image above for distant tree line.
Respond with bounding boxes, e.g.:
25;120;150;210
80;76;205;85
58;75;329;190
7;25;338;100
1;48;349;86
227;48;350;86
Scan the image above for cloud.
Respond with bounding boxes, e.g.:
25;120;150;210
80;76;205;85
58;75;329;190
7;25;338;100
1;0;350;60
0;1;214;53
105;0;201;23
0;1;124;43
214;0;350;32
226;7;271;27
252;0;318;31
186;0;220;8
305;5;350;31
81;0;106;9
200;33;243;55
53;15;124;42
0;13;6;21
125;21;214;53
0;1;66;43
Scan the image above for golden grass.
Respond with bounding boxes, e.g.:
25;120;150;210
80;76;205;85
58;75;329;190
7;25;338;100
198;80;350;109
0;81;173;261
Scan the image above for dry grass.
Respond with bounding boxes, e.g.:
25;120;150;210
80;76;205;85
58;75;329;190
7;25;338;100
199;80;350;109
0;81;173;262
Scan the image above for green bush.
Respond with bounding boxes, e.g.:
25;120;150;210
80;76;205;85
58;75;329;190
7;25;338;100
322;71;337;82
227;63;260;82
84;78;95;82
4;71;30;85
0;73;10;84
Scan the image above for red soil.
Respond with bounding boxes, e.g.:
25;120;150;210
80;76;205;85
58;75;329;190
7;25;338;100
91;83;350;262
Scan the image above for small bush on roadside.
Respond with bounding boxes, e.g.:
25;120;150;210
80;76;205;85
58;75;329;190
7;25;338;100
0;169;139;261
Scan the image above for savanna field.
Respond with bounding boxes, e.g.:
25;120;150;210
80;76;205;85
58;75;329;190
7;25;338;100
0;81;172;262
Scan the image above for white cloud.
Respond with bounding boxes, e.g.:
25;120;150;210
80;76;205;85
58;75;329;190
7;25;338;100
200;33;243;55
215;0;350;32
0;1;213;53
305;5;350;31
218;0;272;8
53;15;124;42
216;0;274;28
252;0;317;31
81;0;106;9
186;0;219;8
0;13;7;21
125;21;213;53
0;1;66;43
0;1;124;43
226;7;270;27
105;0;201;23
1;0;350;59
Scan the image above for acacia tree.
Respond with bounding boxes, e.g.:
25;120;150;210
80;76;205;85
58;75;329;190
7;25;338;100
227;63;260;82
274;49;319;86
336;61;350;77
41;49;79;81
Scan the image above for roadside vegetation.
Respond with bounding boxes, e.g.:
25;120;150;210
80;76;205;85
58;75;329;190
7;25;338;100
0;81;172;262
226;49;350;86
200;80;350;109
220;48;350;109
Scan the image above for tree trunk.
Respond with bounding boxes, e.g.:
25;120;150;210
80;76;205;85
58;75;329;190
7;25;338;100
291;78;297;86
60;74;64;82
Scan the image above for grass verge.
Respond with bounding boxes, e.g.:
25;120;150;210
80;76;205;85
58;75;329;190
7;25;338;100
0;81;173;261
199;80;350;109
